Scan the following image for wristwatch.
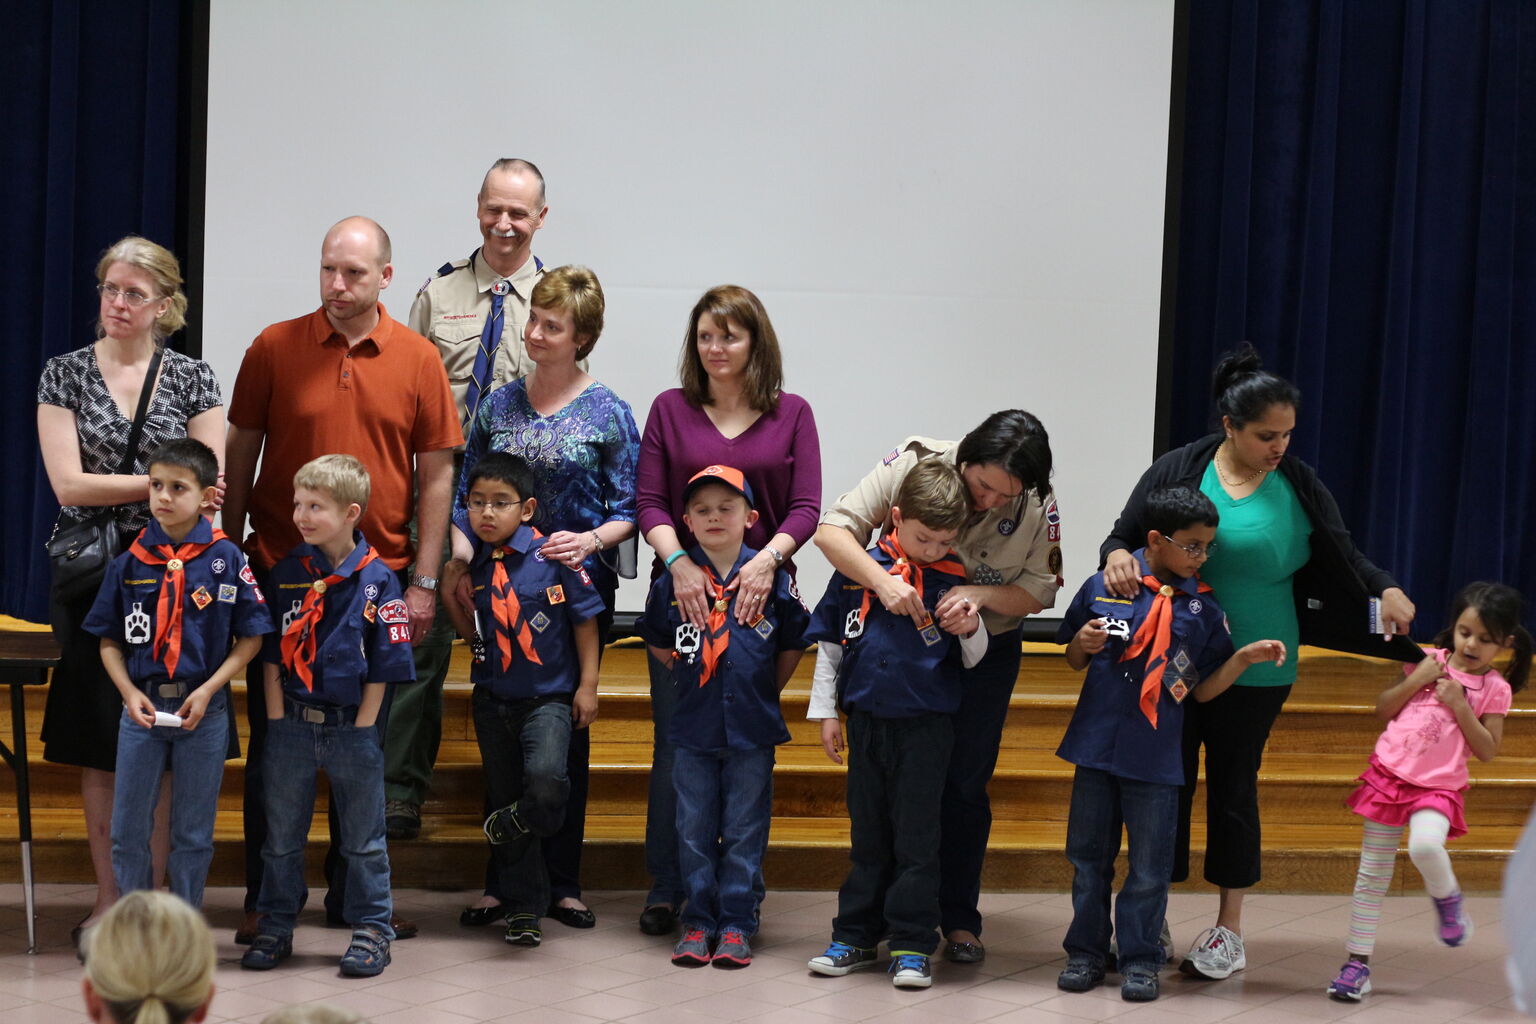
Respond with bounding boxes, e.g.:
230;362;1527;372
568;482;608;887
411;574;439;592
765;546;784;566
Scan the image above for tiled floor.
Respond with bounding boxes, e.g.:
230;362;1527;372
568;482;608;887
0;884;1522;1023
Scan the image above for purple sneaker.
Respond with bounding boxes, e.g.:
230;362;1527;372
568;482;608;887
1326;959;1371;1001
1431;892;1473;947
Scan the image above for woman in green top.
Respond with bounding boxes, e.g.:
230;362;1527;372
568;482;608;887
1098;344;1419;981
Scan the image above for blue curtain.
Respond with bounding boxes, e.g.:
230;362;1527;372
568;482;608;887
3;1;190;622
1170;0;1536;634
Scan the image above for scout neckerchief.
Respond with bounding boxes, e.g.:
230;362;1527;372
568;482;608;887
1120;573;1212;728
697;565;740;687
280;542;380;691
490;528;545;671
856;533;968;633
463;252;543;432
128;519;225;680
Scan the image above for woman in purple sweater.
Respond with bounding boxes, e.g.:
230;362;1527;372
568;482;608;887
634;284;821;934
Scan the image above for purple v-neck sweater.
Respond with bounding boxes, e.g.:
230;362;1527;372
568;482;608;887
636;388;822;574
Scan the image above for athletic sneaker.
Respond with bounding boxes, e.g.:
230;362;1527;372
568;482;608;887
1180;925;1246;980
712;929;752;968
1326;958;1372;1001
808;940;879;976
1432;892;1474;947
672;928;713;966
889;952;932;988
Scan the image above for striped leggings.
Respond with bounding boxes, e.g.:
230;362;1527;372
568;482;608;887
1346;811;1458;957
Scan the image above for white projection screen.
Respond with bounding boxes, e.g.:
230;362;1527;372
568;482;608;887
204;0;1176;617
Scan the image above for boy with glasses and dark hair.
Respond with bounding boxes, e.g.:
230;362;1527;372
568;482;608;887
439;451;605;949
1054;485;1285;1002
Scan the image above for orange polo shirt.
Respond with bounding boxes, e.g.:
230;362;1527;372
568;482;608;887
228;304;463;571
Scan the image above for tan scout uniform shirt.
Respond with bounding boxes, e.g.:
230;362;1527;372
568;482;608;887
820;436;1063;635
408;248;547;423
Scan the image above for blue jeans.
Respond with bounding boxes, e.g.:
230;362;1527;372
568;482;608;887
835;712;953;956
673;745;775;936
1063;765;1178;972
256;707;393;938
471;691;572;916
112;688;229;907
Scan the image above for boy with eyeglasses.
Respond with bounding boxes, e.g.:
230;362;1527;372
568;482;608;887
439;452;604;949
1053;485;1285;1002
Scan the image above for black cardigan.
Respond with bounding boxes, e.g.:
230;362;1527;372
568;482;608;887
1099;433;1420;663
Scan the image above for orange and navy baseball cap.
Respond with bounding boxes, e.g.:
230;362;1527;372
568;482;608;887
683;465;755;508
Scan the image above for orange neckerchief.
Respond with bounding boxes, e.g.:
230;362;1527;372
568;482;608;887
1120;573;1212;727
279;544;380;692
856;533;968;632
490;531;545;671
128;521;225;680
697;569;740;687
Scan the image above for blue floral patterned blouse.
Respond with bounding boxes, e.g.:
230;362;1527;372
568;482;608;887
458;377;640;593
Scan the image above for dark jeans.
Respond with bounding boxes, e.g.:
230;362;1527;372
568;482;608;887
834;711;953;956
674;745;776;937
472;691;572;916
938;627;1022;937
241;563;393;913
480;603;611;907
1174;683;1291;888
1063;766;1178;972
643;648;685;908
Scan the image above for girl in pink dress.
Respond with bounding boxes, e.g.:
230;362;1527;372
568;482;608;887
1326;582;1531;1002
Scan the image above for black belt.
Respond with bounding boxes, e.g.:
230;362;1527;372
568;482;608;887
283;696;357;725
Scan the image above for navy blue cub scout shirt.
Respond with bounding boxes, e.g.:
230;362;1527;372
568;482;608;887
464;521;607;700
638;545;809;751
802;542;970;718
84;517;274;687
1054;548;1234;786
261;533;417;709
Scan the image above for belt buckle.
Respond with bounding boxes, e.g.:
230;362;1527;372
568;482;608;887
301;706;326;724
156;683;184;699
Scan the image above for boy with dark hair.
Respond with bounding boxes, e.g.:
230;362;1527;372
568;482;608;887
639;465;808;969
85;437;272;908
439;452;605;949
1054;484;1284;1002
804;459;987;988
241;454;416;978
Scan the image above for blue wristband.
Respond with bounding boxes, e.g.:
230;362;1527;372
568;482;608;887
664;550;688;569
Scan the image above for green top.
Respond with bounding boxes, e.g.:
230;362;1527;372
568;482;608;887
1198;462;1312;686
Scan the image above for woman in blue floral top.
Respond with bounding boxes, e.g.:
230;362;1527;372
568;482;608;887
450;265;640;930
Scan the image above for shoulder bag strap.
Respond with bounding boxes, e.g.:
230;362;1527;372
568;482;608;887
115;344;165;475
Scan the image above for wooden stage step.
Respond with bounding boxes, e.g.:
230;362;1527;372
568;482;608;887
0;640;1531;893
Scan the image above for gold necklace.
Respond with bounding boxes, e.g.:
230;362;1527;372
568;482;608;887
1214;440;1266;487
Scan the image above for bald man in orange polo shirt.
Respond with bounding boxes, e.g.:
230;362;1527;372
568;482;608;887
222;216;462;942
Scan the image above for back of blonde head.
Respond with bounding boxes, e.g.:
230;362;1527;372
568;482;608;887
84;891;214;1024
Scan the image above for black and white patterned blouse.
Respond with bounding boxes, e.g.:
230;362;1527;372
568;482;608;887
37;344;223;536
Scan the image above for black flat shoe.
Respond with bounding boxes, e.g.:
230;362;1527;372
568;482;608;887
944;939;986;964
547;902;597;929
638;903;677;936
460;904;509;927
